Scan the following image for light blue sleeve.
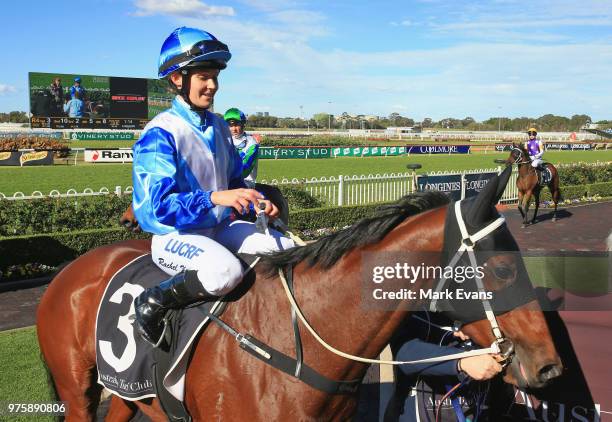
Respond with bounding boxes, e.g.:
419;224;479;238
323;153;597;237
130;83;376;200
132;127;216;233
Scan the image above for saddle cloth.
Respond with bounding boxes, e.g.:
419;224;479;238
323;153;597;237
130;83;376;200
95;254;224;402
538;164;552;185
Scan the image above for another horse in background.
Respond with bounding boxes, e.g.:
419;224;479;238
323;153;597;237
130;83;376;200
506;143;561;227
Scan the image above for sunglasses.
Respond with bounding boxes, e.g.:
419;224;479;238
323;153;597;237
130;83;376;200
528;132;537;136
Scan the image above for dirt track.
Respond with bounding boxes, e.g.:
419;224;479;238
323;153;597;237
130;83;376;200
1;200;610;332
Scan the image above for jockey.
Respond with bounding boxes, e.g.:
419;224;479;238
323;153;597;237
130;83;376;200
525;127;545;171
224;107;259;188
132;27;294;346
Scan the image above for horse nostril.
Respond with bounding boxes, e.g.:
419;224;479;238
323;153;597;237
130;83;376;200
538;363;562;383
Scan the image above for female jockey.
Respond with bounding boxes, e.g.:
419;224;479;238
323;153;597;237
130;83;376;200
224;107;259;188
525;127;545;171
132;27;294;346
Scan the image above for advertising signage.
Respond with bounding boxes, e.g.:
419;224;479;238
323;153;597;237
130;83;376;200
416;174;462;200
29;72;173;130
407;145;471;154
464;172;498;198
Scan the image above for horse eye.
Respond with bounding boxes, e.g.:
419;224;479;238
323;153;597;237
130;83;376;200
494;266;514;279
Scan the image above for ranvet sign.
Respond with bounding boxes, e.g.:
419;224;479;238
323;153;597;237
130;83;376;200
406;145;471;154
84;149;133;163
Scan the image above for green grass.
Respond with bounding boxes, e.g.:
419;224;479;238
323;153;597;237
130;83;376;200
0;326;55;422
0;150;610;196
67;140;135;149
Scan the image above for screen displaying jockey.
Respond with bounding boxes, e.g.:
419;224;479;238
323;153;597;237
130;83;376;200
224;107;259;188
132;27;295;346
525;127;545;171
70;77;85;100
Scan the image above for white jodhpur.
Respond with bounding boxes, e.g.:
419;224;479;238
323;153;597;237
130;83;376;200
151;218;294;296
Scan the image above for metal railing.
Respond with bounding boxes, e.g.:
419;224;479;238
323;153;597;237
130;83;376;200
0;186;133;200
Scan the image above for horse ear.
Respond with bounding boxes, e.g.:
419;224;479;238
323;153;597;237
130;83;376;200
494;165;512;204
467;167;511;225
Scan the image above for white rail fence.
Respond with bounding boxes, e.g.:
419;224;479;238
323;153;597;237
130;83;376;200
0;168;519;206
0;186;133;200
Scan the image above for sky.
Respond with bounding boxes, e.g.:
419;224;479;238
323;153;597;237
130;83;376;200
1;0;611;121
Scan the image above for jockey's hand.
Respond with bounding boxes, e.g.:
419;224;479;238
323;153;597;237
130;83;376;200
257;199;279;218
211;189;264;215
458;354;503;380
453;330;470;342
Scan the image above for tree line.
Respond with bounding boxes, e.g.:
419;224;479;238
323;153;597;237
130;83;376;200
0;109;598;132
243;113;594;132
0;111;29;123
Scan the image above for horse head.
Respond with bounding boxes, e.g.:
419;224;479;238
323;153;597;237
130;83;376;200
444;166;562;389
506;142;527;165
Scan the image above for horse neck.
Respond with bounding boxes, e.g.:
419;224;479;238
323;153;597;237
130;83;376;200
292;206;447;380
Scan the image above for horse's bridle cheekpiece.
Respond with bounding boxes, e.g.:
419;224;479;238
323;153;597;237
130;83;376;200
429;200;518;365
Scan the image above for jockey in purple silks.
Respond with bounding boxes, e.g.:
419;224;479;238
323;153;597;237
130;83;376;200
525;127;545;172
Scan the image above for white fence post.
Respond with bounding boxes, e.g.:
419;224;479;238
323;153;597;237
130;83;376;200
338;175;344;206
114;186;122;196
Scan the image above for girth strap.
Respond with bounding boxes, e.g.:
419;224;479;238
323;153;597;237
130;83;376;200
206;312;361;394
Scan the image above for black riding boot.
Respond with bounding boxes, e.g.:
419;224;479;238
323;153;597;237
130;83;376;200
134;270;217;346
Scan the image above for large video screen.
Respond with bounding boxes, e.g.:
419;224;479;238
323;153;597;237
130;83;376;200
29;72;174;130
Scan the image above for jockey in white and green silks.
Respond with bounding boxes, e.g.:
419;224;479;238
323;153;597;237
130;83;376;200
224;108;259;188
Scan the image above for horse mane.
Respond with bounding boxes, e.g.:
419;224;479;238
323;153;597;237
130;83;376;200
261;190;450;273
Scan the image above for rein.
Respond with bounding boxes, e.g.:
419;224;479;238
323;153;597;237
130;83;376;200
277;199;515;367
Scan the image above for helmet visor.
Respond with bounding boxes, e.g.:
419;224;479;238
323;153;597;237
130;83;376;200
159;39;230;76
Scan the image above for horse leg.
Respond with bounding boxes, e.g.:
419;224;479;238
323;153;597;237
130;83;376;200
104;395;137;422
38;304;101;421
46;358;101;421
517;190;525;218
522;192;532;227
532;190;540;224
551;185;560;222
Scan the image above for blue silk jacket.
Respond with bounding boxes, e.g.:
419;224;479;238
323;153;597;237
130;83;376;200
132;96;245;235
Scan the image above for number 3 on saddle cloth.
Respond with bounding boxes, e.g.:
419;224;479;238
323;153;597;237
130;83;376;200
95;253;257;413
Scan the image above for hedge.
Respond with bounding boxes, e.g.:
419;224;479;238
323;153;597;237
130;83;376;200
557;163;612;186
586;181;612;198
0;195;133;236
539;181;612;202
0;228;150;271
0;187;321;237
0;202;383;277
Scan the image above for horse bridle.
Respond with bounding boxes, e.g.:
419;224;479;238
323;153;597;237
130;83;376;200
277;199;516;367
511;147;532;166
429;200;515;364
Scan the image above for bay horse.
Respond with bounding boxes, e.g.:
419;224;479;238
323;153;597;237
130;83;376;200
37;167;562;421
506;143;561;227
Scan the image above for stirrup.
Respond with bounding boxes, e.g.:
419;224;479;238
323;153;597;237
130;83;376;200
153;316;170;348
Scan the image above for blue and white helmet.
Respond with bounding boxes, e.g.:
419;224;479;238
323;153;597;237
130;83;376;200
158;27;231;78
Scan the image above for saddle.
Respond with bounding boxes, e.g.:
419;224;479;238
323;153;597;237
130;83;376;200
537;164;552;186
95;253;258;421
